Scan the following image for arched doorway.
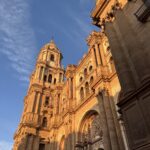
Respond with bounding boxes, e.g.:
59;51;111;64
78;110;104;150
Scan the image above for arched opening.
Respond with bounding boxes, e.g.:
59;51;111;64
42;117;47;128
80;87;84;100
89;65;93;72
45;96;49;106
50;54;55;61
48;74;52;83
54;78;57;84
43;75;47;82
85;82;90;96
78;110;104;150
59;73;63;82
80;76;83;83
90;76;94;84
84;68;88;77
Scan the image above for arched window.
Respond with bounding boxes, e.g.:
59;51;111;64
45;96;49;106
54;78;56;84
48;74;52;83
43;75;47;82
90;76;94;84
89;65;93;72
84;68;88;77
42;117;47;127
110;57;115;73
79;77;83;83
50;54;55;61
80;87;84;100
85;82;90;96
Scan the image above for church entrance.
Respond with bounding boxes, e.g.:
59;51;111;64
76;110;104;150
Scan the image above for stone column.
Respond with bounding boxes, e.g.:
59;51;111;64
18;135;28;150
50;140;54;150
95;44;102;65
102;89;120;150
26;135;34;150
68;78;72;99
105;22;136;94
37;93;42;113
41;67;45;81
115;10;150;83
67;78;69;98
109;95;126;150
35;66;39;79
98;44;106;66
65;123;72;150
67;134;72;150
28;92;37;113
35;92;40;113
33;136;40;150
92;47;98;67
32;92;38;113
45;143;50;150
39;66;43;80
97;92;112;150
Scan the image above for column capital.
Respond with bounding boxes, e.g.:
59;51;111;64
95;87;109;97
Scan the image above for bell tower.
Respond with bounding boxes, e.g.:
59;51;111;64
13;40;65;150
34;39;64;84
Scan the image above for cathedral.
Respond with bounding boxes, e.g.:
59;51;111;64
13;31;127;150
13;0;150;150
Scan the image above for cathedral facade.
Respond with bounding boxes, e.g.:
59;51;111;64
13;31;128;150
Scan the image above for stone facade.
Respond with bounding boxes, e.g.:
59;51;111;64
91;0;150;150
13;31;128;150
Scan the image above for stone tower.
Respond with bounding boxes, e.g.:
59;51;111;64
13;40;65;150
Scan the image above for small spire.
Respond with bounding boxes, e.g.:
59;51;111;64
50;35;54;43
50;36;55;44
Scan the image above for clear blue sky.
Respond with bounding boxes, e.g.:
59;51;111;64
0;0;98;149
